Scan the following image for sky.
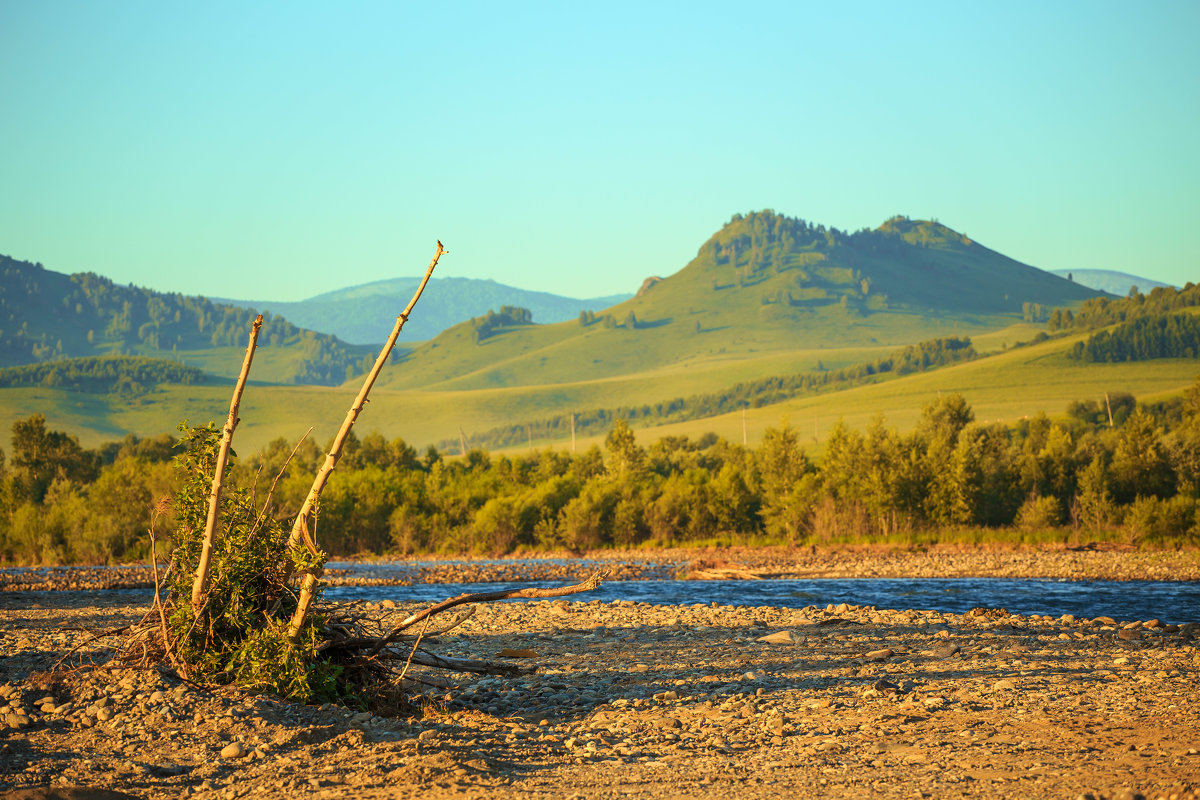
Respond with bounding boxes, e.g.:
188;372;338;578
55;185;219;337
1;1;1197;302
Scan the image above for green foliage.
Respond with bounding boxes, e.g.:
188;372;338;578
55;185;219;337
0;356;206;396
164;423;341;703
469;306;533;343
0;254;371;385
1069;312;1200;362
8;375;1200;566
1058;282;1200;333
9;413;99;503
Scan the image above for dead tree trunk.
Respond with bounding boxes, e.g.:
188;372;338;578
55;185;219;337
191;314;262;612
285;241;447;643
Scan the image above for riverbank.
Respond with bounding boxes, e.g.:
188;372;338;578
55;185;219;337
2;590;1198;799
4;546;1199;592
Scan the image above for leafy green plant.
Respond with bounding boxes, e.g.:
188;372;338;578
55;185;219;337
164;422;341;702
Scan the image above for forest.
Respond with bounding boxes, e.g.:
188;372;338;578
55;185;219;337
1;375;1197;565
0;255;372;384
0;356;208;396
1068;313;1200;362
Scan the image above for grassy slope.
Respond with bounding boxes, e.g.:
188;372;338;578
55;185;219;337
4;321;1195;457
374;214;1099;393
618;334;1200;454
0;214;1129;452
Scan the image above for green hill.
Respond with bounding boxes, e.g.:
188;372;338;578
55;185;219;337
4;211;1157;454
0;254;375;385
377;211;1102;392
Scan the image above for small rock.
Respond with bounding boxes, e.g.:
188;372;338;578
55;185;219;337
220;742;248;759
1117;629;1142;641
930;644;960;659
865;648;894;662
756;630;796;645
992;679;1015;691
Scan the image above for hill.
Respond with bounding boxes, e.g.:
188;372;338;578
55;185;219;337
1049;268;1173;296
0;254;374;385
216;278;631;344
376;212;1103;392
3;211;1147;454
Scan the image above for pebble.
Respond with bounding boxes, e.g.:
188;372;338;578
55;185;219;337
220;742;248;759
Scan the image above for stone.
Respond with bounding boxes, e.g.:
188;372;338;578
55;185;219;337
4;789;142;800
756;630;796;645
1117;629;1141;641
220;742;248;759
930;644;960;659
865;648;894;662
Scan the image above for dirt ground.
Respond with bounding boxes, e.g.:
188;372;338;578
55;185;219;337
2;555;1199;800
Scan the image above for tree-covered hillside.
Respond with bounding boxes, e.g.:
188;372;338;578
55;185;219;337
379;211;1104;391
0;255;374;385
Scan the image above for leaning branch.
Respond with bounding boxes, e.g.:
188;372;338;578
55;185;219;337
191;314;262;613
368;570;607;655
285;241;446;643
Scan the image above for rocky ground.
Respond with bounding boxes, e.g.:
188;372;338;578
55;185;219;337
2;576;1199;800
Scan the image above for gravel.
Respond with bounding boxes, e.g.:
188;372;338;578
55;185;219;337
1;556;1198;800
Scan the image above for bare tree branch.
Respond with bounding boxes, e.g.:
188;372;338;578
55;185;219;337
285;241;447;643
191;314;262;612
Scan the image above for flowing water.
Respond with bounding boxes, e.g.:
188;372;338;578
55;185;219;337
6;563;1197;624
325;572;1200;624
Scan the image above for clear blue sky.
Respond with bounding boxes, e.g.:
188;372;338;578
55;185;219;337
1;1;1196;301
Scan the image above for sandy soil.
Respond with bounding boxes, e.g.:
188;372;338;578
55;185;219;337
2;555;1199;800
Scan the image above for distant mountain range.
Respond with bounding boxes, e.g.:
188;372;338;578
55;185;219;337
1048;269;1175;296
216;279;633;344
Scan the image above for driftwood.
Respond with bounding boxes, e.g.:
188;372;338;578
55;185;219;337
682;559;764;581
364;570;607;658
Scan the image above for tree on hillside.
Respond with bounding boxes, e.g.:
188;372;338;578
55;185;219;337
9;414;98;503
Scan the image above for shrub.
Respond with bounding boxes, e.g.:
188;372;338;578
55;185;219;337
1015;495;1063;532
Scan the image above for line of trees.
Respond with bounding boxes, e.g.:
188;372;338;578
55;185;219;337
2;376;1198;565
0;356;208;396
1068;312;1200;362
1050;281;1200;333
